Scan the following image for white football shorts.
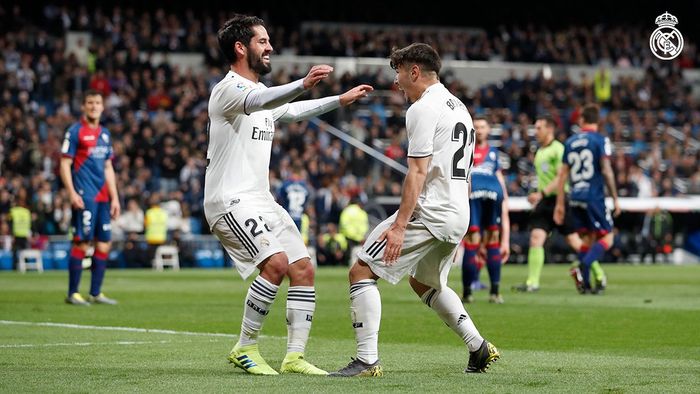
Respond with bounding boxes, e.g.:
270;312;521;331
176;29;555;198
357;212;460;290
211;197;309;279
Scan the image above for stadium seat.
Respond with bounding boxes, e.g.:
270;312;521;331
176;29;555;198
0;251;12;270
51;241;71;270
41;250;54;270
194;249;212;268
17;249;44;273
153;245;180;271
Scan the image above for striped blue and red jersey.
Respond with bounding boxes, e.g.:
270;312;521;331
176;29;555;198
61;118;114;203
469;144;503;199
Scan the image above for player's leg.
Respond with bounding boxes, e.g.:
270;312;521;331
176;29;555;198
329;260;383;377
578;203;614;293
263;206;326;374
483;199;504;303
409;241;500;372
282;258;325;374
212;209;288;375
516;197;554;292
522;228;547;291
566;231;605;290
66;202;97;306
88;202;116;304
483;228;503;303
461;199;481;302
332;213;424;377
462;231;481;302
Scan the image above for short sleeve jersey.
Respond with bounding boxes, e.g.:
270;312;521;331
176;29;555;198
470;145;503;198
406;83;475;243
563;131;612;203
61;118;113;203
534;140;565;196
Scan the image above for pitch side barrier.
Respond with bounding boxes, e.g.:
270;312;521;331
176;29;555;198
374;196;700;212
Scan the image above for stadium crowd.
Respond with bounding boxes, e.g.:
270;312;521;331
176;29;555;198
1;4;699;266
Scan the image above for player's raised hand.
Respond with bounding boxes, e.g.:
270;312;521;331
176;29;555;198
339;85;374;106
70;192;85;210
302;65;334;90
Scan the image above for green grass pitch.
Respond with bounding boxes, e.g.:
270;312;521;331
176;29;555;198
1;264;699;393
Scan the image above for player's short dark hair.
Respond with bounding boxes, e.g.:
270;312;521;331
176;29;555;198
218;14;266;64
581;103;600;124
473;115;488;124
389;43;441;74
536;115;557;129
82;89;103;104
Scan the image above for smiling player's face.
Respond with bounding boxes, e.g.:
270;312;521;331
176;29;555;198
247;25;273;76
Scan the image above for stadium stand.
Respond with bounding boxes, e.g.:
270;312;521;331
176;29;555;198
2;4;700;268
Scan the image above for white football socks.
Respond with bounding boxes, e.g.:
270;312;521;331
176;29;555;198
421;286;483;352
349;279;381;364
286;286;316;354
239;276;279;347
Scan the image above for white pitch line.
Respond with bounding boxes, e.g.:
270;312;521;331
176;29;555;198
0;320;238;338
0;340;173;348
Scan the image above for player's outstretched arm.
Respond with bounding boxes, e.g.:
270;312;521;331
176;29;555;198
275;84;373;123
339;85;374;106
243;65;334;114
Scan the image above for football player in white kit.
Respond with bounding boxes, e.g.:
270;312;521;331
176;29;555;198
330;43;500;377
205;14;372;375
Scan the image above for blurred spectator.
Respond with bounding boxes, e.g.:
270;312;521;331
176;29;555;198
339;196;369;258
316;223;348;266
161;190;183;238
114;198;145;239
9;191;32;269
144;193;168;264
593;66;611;104
641;207;674;263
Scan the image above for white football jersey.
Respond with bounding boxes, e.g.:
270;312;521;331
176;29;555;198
406;83;475;243
204;71;289;227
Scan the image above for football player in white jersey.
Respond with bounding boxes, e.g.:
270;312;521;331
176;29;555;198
330;43;500;377
204;14;372;375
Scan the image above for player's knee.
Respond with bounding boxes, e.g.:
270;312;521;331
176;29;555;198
71;241;90;252
530;229;546;246
260;253;288;284
349;260;373;283
95;241;111;254
288;257;314;283
408;276;430;297
486;230;500;244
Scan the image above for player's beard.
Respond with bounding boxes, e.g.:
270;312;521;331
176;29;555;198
249;51;272;76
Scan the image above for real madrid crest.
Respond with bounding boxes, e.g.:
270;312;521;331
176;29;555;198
650;12;683;60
